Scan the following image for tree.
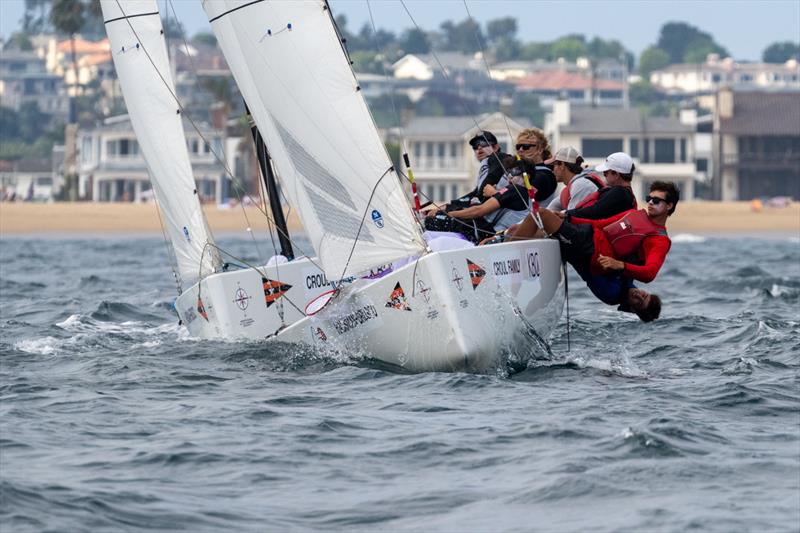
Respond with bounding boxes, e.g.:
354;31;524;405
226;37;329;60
486;17;517;44
23;0;50;33
192;32;218;47
656;21;727;64
763;41;800;63
549;36;587;61
628;80;659;106
512;92;543;126
399;28;430;54
519;41;550;61
639;46;670;78
7;32;34;51
492;36;521;62
439;19;483;53
50;0;85;121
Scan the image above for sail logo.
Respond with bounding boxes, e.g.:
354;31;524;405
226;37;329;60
262;277;292;308
183;226;191;242
371;209;384;228
467;259;486;290
386;282;411;311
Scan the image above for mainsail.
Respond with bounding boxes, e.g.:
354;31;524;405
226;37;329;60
203;0;426;279
101;0;220;287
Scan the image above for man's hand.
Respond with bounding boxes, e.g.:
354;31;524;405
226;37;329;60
482;184;497;197
598;255;625;271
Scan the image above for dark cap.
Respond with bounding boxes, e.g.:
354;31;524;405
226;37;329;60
469;130;498;148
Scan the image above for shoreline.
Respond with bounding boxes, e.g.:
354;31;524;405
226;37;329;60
1;201;798;237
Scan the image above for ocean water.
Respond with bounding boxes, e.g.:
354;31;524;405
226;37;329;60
1;233;798;532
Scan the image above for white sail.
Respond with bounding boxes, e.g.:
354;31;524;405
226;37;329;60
101;0;219;286
203;0;426;280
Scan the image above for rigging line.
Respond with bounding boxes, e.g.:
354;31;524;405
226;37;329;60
205;242;305;316
563;261;571;352
397;0;508;174
394;167;497;236
165;0;268;266
337;167;393;284
399;0;533;213
153;193;182;293
112;0;321;272
226;4;425;256
460;0;531;211
365;0;405;154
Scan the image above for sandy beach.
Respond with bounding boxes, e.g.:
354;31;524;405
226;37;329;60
1;201;798;236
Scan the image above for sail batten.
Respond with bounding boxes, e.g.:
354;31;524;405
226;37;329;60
204;0;425;279
101;0;219;287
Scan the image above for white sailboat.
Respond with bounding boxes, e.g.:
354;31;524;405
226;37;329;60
103;0;565;372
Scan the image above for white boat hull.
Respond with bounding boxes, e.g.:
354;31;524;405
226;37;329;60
175;240;564;372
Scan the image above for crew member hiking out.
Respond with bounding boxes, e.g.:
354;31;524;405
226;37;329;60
532;181;680;319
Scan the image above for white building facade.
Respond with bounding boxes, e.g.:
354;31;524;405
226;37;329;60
546;100;698;200
77;115;234;203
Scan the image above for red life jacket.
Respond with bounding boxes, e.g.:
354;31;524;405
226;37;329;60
560;172;605;209
601;209;669;259
575;183;636;210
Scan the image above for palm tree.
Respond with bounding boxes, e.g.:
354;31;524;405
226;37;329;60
50;0;85;121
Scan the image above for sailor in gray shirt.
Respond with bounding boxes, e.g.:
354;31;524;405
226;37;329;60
546;146;605;211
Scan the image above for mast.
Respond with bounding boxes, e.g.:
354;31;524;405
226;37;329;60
246;104;294;259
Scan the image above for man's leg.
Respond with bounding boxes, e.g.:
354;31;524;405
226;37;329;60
506;209;565;241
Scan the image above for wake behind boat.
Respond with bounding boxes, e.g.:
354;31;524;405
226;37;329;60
101;0;564;372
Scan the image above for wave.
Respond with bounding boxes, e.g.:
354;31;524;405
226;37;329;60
671;233;707;243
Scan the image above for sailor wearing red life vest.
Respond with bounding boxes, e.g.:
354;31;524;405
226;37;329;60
535;181;680;284
545;146;605;212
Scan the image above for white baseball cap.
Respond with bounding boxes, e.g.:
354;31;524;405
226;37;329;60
595;152;634;173
545;146;581;165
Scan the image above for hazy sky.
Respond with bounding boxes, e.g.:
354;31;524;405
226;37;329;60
1;0;798;62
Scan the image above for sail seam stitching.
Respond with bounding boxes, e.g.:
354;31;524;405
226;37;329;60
104;11;159;25
208;0;266;23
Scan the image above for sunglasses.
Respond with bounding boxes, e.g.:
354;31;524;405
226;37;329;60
553;161;565;167
472;142;491;150
645;195;667;205
515;143;537;151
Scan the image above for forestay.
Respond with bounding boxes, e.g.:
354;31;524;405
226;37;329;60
101;0;220;287
203;0;426;279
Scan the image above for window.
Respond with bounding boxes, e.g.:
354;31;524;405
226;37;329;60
36;177;53;186
438;184;446;202
425;142;433;157
413;142;421;159
451;184;459;199
437;142;445;158
712;73;722;83
680;138;687;163
630;139;639;159
696;158;708;172
739;74;753;83
643;139;650;162
450;142;458;157
106;140;117;156
582;138;623;158
654;138;675;163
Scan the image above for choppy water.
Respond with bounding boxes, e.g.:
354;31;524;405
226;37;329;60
1;233;799;532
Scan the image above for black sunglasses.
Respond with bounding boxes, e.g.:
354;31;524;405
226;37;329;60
515;143;537;151
472;142;490;149
645;195;667;205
